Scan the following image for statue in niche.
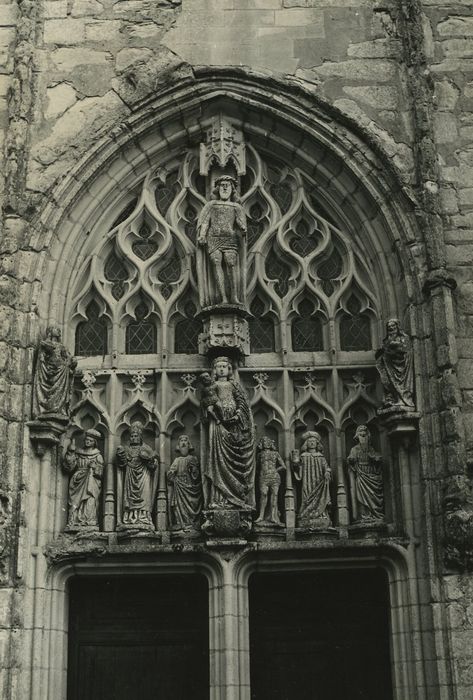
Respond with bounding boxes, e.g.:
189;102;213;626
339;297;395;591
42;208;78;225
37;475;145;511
116;421;159;529
291;431;332;528
32;326;77;422
376;318;414;411
347;424;384;523
197;175;247;307
62;429;103;531
255;437;286;527
200;356;255;512
167;435;203;532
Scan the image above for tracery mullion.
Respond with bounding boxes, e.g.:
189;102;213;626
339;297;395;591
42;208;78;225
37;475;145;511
158;368;168;531
104;372;118;531
282;367;296;529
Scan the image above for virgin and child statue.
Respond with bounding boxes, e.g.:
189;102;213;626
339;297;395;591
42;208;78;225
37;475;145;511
199;356;255;512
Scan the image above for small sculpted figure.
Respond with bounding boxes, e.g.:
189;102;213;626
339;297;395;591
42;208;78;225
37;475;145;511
255;437;286;526
199;371;224;425
197;175;247;306
167;435;203;531
116;421;158;529
376;318;414;410
62;429;103;531
347;424;384;523
200;356;255;511
291;431;332;528
32;326;77;421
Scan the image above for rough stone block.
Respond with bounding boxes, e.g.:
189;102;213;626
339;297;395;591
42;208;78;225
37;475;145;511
438;17;473;37
434;112;459;144
275;8;322;26
85;20;122;42
45;83;77;119
44;1;68;19
51;48;110;71
435;79;460;111
442;39;473;60
71;0;104;16
44;19;86;45
115;47;153;71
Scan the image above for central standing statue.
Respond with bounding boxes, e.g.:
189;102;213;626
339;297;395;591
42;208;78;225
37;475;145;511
116;421;159;530
197;175;247;307
200;356;255;511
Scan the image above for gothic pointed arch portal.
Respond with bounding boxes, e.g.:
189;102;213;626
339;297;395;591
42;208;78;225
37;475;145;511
24;76;444;700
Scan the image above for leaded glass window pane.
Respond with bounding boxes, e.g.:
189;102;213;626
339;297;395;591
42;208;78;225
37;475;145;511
132;222;158;261
155;172;179;216
126;300;156;354
318;249;343;296
75;300;108;356
292;299;323;351
104;252;128;300
250;297;275;353
266;249;291;298
340;296;371;350
175;301;201;354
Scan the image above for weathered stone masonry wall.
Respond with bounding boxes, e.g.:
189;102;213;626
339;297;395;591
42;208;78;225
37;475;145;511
0;1;472;698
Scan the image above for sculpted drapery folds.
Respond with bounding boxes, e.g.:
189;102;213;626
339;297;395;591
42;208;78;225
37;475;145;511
200;357;255;511
376;318;414;411
116;421;159;529
291;431;332;528
347;425;384;523
196;176;247;308
62;430;103;531
32;326;77;421
167;435;203;531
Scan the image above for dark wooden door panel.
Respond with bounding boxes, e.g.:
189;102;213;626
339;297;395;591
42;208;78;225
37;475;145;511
68;576;209;700
249;569;393;700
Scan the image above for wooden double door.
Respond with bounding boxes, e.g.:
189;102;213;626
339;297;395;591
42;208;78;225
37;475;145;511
67;575;209;700
68;569;392;699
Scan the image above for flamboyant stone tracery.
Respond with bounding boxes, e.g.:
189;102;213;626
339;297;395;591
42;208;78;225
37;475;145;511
31;114;417;540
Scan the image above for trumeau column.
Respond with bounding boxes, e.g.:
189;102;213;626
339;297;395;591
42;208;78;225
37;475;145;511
196;115;255;541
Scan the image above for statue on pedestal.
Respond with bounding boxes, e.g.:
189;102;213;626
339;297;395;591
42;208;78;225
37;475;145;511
291;431;332;528
200;356;255;512
116;421;158;530
167;435;203;532
255;437;286;527
376;318;414;411
32;326;77;422
197;176;247;308
347;424;384;523
62;429;103;532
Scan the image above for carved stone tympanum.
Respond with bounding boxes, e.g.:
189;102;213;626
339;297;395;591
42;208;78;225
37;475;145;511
62;429;103;532
255;437;286;527
376;319;414;413
197;176;247;308
347;424;384;523
200;356;255;535
167;435;203;533
116;421;158;531
291;431;332;529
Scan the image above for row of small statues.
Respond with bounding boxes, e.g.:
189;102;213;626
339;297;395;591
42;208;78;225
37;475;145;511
62;423;384;534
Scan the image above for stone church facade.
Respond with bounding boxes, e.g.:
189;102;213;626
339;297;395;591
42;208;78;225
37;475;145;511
0;0;473;698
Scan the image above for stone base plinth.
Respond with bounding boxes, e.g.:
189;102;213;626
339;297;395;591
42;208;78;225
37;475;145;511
198;310;249;357
202;508;253;537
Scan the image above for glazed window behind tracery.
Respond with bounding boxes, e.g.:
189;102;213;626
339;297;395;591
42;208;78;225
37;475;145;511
67;134;384;531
